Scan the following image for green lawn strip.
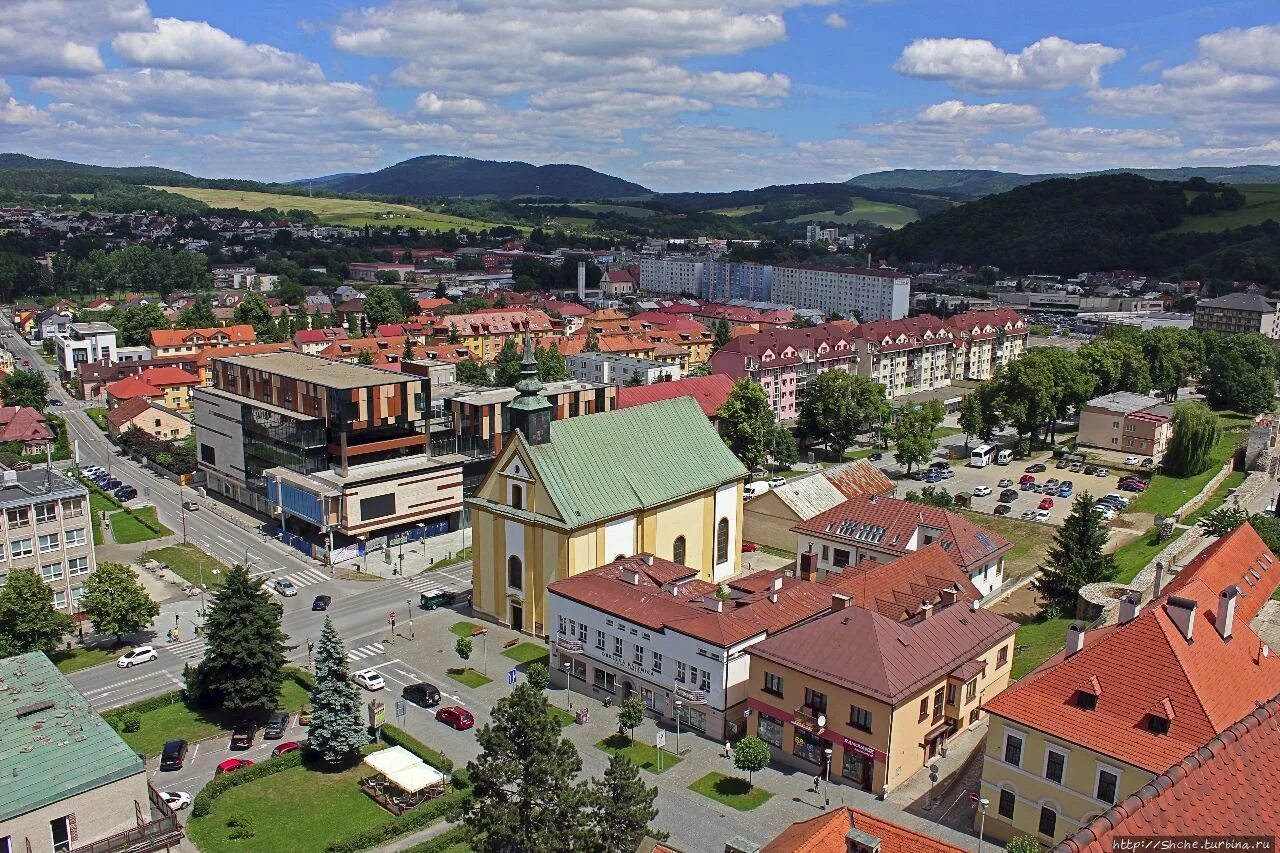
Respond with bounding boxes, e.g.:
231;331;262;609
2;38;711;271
1112;527;1167;585
501;642;549;665
1180;470;1247;527
844;448;876;460
754;543;794;560
1010;617;1075;681
49;646;120;673
186;761;389;853
108;506;172;543
91;512;103;545
147;543;230;588
446;668;492;688
956;510;1053;579
85;407;109;431
687;771;772;810
931;426;963;439
430;546;472;570
449;621;480;638
547;706;574;728
88;487;121;514
1129;431;1243;517
596;733;681;773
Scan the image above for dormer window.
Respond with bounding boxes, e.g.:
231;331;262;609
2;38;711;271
1075;690;1098;711
1147;714;1170;734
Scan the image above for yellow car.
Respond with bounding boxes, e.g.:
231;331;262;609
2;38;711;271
298;704;312;726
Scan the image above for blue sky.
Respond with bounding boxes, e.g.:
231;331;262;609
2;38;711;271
1;0;1277;191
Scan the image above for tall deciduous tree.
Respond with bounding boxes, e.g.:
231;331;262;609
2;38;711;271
590;755;662;853
583;326;600;353
535;342;569;382
0;369;49;411
177;292;217;329
456;359;490;385
717;379;776;471
1033;494;1118;613
890;406;938;473
1163;402;1221;476
0;568;74;656
233;292;276;341
1203;333;1276;414
308;617;368;765
364;286;407;328
957;392;983;450
463;683;593;850
119;303;171;347
187;563;290;716
796;371;890;458
493;337;523;386
80;562;158;644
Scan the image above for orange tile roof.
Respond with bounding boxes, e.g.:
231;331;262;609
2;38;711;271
819;543;982;621
616;374;735;417
319;337;410;358
1053;695;1280;852
150;324;256;348
104;376;162;401
984;523;1280;773
137;366;200;386
105;396;155;429
763;808;967;853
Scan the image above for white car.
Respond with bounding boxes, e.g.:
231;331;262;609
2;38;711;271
768;477;785;488
1124;456;1141;466
353;669;385;691
117;646;157;668
82;466;102;477
1104;493;1131;508
161;791;192;811
1034;510;1052;523
972;485;992;497
1094;506;1117;521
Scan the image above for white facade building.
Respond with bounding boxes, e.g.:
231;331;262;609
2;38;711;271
772;265;910;321
639;257;705;297
52;322;118;379
566;352;682;386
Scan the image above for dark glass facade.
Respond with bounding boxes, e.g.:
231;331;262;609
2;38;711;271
241;406;327;493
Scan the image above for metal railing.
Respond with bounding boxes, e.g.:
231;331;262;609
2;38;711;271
556;634;583;653
675;684;708;704
69;788;184;853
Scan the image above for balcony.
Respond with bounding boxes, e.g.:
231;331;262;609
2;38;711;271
556;634;583;653
675;684;708;704
793;705;825;730
70;787;185;853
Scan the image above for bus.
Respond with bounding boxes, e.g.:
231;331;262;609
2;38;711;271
970;444;996;468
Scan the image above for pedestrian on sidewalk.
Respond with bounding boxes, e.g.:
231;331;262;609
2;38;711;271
812;775;821;792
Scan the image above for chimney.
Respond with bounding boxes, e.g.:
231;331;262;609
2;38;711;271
799;550;818;581
919;601;933;620
771;575;783;592
869;494;877;504
769;591;779;604
1065;621;1086;657
711;598;723;613
624;570;641;585
1153;561;1166;598
940;586;958;607
1118;591;1141;625
831;593;850;612
1166;596;1198;642
1217;586;1239;641
577;261;586;301
643;553;654;566
971;598;981;612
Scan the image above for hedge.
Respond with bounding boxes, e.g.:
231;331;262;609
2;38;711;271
403;825;470;853
322;788;469;853
380;723;453;774
190;748;306;818
285;667;316;692
102;690;185;729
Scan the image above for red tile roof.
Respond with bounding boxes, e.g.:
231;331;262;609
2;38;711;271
0;407;53;444
763;807;967;853
984;523;1280;773
818;543;982;621
793;495;1012;573
617;375;735;417
823;460;895;500
294;328;348;344
138;366;200;387
539;300;593;317
195;342;297;367
150;324;255;348
1052;695;1280;853
105;396;155;429
104;376;162;401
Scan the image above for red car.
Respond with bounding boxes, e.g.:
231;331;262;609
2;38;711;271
1038;497;1054;510
215;758;254;775
741;542;758;553
1018;474;1036;485
271;741;302;757
435;706;475;731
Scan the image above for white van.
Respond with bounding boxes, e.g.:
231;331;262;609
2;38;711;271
996;449;1013;465
743;482;770;500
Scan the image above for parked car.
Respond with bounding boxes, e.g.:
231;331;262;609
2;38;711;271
999;489;1019;502
994;504;1012;516
353;669;385;691
272;741;303;757
1094;467;1110;477
272;578;298;597
1038;497;1055;510
1119;481;1147;493
215;758;254;775
767;477;785;488
998;478;1013;488
114;485;137;501
1055;459;1071;469
1057;485;1073;498
923;471;942;483
1070;462;1085;472
1020;480;1035;491
182;499;199;511
938;468;955;480
1019;474;1036;484
930;461;949;470
311;595;332;611
868;452;882;461
230;721;256;750
263;711;289;740
159;740;188;771
1034;510;1052;523
972;485;992;497
160;791;192;811
436;706;475;731
103;478;121;490
1141;458;1155;468
1124;456;1141;465
1083;465;1099;475
403;682;442;708
741;542;758;553
298;704;312;725
1045;478;1059;489
117;645;157;668
1025;463;1047;473
1104;493;1131;508
82;466;102;477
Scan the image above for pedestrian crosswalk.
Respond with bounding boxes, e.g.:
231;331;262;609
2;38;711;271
165;637;207;661
346;642;386;662
397;573;467;595
259;567;331;591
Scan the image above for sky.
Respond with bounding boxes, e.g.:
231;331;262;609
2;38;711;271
1;0;1277;192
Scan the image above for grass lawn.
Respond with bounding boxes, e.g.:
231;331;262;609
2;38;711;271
1112;527;1167;584
88;487;121;514
957;510;1054;579
845;448;877;459
108;506;172;543
502;642;549;665
91;512;103;545
1129;431;1243;517
447;667;492;688
597;733;682;773
85;407;109;431
547;706;574;727
147;543;229;588
1181;470;1247;526
755;543;794;560
688;771;772;810
49;646;121;673
1011;617;1074;681
932;426;963;439
186;759;389;853
431;546;472;570
450;620;481;638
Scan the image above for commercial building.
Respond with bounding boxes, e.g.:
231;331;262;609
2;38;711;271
1191;291;1280;338
193;351;464;556
0;468;96;612
0;652;183;853
745;567;1017;794
772;265;910;321
52;323;117;380
742;461;895;551
468;342;747;635
791;494;1012;599
547;556;830;741
977;523;1280;846
434;379;615;461
566;352;682;386
1077;392;1172;460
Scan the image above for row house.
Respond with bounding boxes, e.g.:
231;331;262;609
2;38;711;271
149;325;256;359
423;310;556;362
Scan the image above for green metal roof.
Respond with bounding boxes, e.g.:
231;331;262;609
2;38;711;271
522;396;747;527
0;652;145;821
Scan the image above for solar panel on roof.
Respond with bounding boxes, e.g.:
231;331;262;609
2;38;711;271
976;533;993;549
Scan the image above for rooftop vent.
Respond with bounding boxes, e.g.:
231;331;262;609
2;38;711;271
1065;622;1086;657
1166;596;1198;642
14;699;55;718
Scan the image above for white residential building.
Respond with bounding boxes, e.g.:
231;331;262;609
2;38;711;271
566;352;682;386
772;265;910;321
52;322;117;379
0;468;98;612
639;257;705;297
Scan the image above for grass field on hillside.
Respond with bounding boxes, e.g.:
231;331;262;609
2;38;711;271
781;198;919;229
707;205;766;216
1172;184;1280;233
567;202;657;218
150;186;512;231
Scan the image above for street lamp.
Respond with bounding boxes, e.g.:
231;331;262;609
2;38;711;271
563;661;572;710
674;698;683;756
824;747;833;806
407;598;414;639
177;482;187;545
306;638;314;668
977;797;990;853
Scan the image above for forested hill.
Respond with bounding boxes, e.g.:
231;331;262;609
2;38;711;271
0;153;194;184
849;165;1280;197
874;173;1280;284
317;155;652;200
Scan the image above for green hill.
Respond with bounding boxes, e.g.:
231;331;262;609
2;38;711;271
849;166;1280;198
317;155;651;200
660;182;955;230
0;153;194;183
1172;184;1280;233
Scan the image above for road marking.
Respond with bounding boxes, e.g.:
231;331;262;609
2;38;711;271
80;670;161;695
191;743;200;761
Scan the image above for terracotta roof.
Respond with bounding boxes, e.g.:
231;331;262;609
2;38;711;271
819;543;982;621
824;460;896;501
616;374;735;417
984;523;1280;773
195;342;297;367
104;376;162;401
1052;695;1280;852
749;598;1015;705
763;807;967;853
793;495;1012;572
416;297;452;311
0;407;53;443
293;328;347;344
319;336;410;359
137;366;200;386
105;396;154;429
150;324;255;348
539;300;592;317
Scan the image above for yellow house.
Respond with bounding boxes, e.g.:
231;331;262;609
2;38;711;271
468;341;747;635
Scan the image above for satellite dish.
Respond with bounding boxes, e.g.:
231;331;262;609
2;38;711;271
816;713;826;728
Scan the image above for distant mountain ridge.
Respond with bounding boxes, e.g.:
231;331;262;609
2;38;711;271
849;166;1280;197
0;153;195;183
313;155;652;200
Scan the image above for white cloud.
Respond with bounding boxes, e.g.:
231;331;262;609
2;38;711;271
413;92;487;116
1022;126;1182;152
914;99;1044;128
112;18;323;80
1197;23;1280;75
0;0;150;76
824;12;848;29
895;35;1124;91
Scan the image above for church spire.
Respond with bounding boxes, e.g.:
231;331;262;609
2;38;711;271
514;326;543;397
508;324;552;444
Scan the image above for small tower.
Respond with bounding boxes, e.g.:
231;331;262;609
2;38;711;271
508;326;552;445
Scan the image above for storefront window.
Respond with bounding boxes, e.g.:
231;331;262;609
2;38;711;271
842;747;874;791
757;713;783;748
678;704;706;733
593;668;616;693
792;727;824;765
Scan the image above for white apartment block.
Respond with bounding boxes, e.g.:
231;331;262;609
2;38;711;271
52;322;117;380
0;468;97;612
639;257;705;297
772;265;910;321
566;352;682;386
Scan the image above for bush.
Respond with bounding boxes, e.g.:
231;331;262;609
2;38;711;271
102;690;185;729
403;825;471;853
380;724;453;773
190;749;305;818
116;711;142;733
322;789;469;853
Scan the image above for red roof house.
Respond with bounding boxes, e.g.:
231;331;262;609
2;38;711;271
0;406;55;451
616;374;735;418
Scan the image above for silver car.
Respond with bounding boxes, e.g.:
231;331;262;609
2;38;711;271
272;578;298;597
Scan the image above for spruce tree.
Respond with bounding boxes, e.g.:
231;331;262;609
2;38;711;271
463;683;592;850
712;317;732;352
590;754;662;853
188;564;290;716
1033;494;1118;613
308;617;368;765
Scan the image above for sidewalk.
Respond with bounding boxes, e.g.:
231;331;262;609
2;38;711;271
333;529;470;580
